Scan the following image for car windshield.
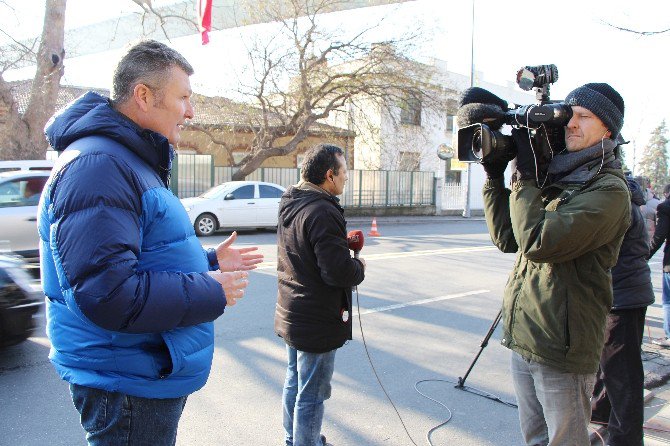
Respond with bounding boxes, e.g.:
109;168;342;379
199;183;235;199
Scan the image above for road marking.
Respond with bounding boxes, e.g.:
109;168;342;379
357;289;490;315
254;245;497;270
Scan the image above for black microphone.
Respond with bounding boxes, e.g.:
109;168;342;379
459;87;508;109
456;103;506;130
456;87;509;131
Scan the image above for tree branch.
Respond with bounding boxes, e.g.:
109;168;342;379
602;20;670;36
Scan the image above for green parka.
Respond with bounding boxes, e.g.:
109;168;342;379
483;170;630;374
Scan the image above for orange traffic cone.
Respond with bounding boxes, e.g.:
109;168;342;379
368;217;381;237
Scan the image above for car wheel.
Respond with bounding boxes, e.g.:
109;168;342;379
194;213;217;237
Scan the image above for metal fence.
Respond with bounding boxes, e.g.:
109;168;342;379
214;166;302;187
341;170;435;207
441;182;466;210
171;154;214;198
172;154;435;208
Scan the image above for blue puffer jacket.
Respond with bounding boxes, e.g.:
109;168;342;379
39;92;226;398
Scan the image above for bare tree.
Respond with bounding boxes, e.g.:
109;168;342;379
190;0;444;179
0;0;66;160
0;0;200;161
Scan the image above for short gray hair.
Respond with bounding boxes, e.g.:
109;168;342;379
111;40;194;106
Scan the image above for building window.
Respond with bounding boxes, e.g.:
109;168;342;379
400;97;422;126
446;115;454;133
398;151;420;171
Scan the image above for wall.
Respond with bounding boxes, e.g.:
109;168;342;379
178;128;355;169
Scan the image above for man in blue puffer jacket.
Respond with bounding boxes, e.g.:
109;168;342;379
39;40;262;445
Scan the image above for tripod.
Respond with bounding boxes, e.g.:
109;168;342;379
454;308;517;408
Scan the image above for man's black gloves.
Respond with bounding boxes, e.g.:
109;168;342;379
511;128;551;184
482;150;515;179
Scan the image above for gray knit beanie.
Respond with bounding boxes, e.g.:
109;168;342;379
565;83;624;138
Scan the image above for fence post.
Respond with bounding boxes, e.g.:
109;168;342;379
385;170;390;206
358;170;363;207
210;155;214;188
171;155;179;196
409;171;414;206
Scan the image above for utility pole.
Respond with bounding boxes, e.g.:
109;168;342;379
462;0;475;218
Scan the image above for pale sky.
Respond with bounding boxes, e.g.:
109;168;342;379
2;0;669;171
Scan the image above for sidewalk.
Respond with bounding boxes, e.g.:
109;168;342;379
345;214;485;227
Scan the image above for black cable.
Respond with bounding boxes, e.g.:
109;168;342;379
354;288;516;446
642;349;662;362
354;286;422;446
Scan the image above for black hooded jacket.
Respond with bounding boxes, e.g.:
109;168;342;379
274;183;365;353
611;178;654;309
650;196;670;271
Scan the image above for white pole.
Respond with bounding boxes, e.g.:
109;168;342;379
462;0;475;218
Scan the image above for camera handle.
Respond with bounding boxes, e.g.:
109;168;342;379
454;308;517;408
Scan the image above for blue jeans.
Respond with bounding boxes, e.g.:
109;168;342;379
70;384;188;446
511;352;596;446
662;272;670;337
282;345;337;446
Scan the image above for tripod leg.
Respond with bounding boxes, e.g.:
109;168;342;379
456;308;503;389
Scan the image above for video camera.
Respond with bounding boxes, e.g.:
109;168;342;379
456;64;572;164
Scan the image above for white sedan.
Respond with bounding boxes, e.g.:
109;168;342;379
181;181;286;236
0;170;50;259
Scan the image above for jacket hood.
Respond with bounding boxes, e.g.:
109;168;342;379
279;184;341;227
44;91;173;181
626;176;646;206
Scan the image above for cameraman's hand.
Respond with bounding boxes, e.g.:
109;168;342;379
481;149;516;180
207;270;249;306
511;128;535;181
482;159;509;180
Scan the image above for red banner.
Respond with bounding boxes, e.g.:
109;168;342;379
197;0;212;45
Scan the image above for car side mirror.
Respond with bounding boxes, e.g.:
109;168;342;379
224;193;235;200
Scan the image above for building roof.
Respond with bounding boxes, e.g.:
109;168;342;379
5;80;352;136
6;80;108;115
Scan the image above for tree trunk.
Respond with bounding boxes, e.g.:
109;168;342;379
3;0;66;160
232;154;267;180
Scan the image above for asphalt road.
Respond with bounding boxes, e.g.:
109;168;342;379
1;220;531;446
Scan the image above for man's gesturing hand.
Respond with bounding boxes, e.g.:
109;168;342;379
208;270;249;306
216;231;264;271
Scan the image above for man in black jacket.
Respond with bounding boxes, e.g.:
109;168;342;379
275;143;366;446
650;184;670;347
591;174;654;445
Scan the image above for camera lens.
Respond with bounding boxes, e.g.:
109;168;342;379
472;128;483;160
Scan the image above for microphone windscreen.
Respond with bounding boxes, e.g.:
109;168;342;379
456;103;505;130
459;87;508;109
347;230;364;252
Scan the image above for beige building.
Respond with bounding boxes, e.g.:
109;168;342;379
2;82;354;168
180;93;355;169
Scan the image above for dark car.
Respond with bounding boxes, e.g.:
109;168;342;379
0;253;43;347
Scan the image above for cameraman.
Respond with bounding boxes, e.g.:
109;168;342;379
481;83;630;445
